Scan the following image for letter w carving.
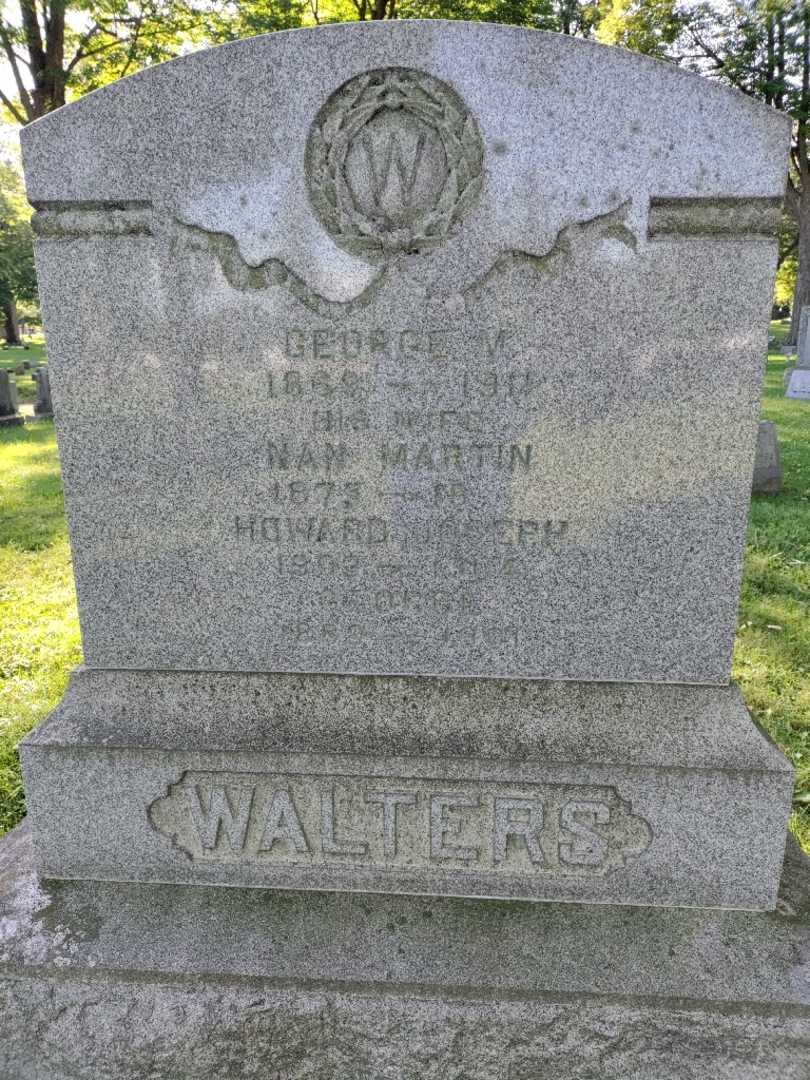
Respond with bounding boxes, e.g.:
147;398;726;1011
185;784;254;852
363;130;426;209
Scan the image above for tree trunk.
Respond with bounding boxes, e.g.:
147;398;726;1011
791;189;810;344
2;296;22;346
792;2;810;343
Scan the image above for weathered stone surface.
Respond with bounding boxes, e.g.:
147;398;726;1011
21;22;790;683
752;419;782;494
3;822;810;1079
20;668;793;909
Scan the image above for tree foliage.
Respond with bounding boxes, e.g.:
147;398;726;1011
0;0;199;123
0;159;35;307
396;0;599;32
597;0;683;58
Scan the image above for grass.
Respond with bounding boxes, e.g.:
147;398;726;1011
737;320;810;849
0;420;81;834
0;336;47;403
0;326;808;847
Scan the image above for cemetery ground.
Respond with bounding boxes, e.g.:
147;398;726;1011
0;328;808;845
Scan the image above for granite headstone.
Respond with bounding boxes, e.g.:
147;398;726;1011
787;368;810;399
787;305;810;396
19;38;787;688
752;419;782;494
16;20;794;909
3;23;805;1077
0;369;22;426
33;367;52;417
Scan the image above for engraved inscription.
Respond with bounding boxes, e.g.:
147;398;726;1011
306;68;484;257
212;314;576;660
149;772;652;876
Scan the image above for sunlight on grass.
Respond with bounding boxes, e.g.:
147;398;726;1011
733;319;810;848
0;422;81;833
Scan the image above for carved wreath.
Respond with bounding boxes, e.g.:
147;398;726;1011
306;68;484;258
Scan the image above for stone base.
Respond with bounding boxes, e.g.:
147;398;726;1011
2;823;810;1079
20;669;794;910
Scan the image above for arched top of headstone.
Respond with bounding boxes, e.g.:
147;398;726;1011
22;23;790;300
21;24;788;263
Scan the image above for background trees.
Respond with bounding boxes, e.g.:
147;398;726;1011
0;0;199;341
0;157;35;345
603;0;806;339
681;1;807;340
0;0;197;124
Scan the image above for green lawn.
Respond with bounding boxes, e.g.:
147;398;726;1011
0;420;81;833
739;320;810;849
0;329;809;846
1;337;47;403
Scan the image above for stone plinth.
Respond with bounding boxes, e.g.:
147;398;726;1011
3;822;810;1080
21;669;793;910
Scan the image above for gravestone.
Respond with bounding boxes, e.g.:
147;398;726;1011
33;367;52;417
0;369;23;426
787;305;810;396
3;23;808;1077
798;305;810;361
788;368;810;399
752;420;782;494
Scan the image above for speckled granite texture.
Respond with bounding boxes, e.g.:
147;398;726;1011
20;669;793;909
21;22;790;682
3;823;810;1079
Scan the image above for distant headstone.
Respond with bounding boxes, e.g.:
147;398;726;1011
797;306;810;368
0;369;23;426
787;368;810;399
752;420;782;493
33;368;52;416
4;23;806;1077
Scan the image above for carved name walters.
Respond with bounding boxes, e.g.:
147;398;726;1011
148;772;651;876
